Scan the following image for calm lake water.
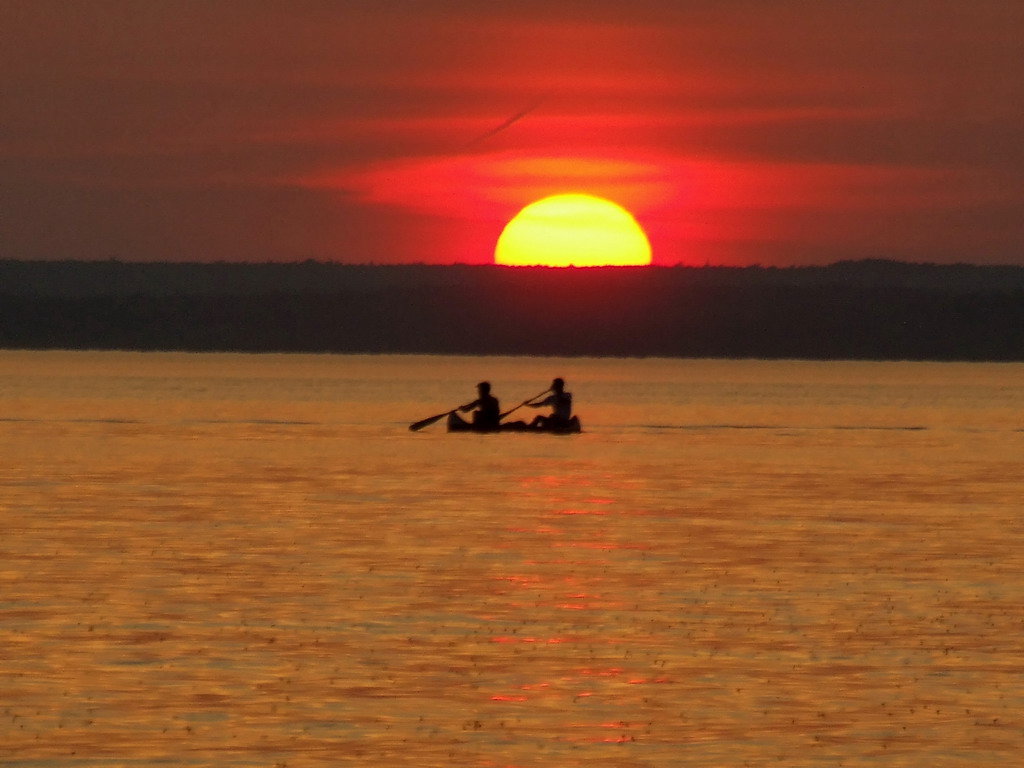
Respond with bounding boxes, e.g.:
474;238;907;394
2;351;1022;767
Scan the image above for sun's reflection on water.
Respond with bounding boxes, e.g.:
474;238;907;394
464;466;696;754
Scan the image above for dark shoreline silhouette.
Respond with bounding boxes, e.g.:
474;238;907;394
2;260;1022;361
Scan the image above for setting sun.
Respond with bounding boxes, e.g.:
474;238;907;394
495;194;652;267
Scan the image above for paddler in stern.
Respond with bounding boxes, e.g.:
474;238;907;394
454;380;501;432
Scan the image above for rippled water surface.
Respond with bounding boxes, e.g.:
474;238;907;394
2;352;1022;766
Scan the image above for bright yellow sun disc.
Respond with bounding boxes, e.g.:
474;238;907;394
495;194;652;267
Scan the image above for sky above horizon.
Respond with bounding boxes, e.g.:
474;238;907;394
3;0;1023;266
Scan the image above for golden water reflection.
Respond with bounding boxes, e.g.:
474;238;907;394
1;353;1022;766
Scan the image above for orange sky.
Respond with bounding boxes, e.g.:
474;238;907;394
2;0;1023;266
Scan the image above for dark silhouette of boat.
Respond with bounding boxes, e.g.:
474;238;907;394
446;412;582;434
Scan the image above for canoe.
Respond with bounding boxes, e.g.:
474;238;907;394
446;412;581;434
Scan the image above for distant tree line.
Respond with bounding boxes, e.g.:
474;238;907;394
1;260;1022;360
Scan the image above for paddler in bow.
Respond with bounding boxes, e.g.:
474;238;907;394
526;377;576;430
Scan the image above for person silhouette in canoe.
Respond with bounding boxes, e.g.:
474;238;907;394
527;377;578;431
448;380;501;432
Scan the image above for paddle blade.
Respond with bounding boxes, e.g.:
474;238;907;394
409;411;451;432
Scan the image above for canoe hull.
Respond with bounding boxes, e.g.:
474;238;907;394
446;412;581;434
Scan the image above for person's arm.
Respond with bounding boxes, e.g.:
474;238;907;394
527;395;553;409
459;398;479;412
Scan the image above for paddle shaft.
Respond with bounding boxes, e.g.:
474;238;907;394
500;388;550;420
